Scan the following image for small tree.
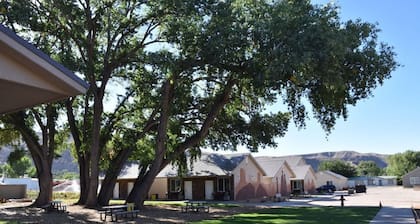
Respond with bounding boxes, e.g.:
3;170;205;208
6;147;36;178
319;160;357;178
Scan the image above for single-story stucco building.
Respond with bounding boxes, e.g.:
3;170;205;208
402;167;420;188
348;176;397;187
316;170;348;190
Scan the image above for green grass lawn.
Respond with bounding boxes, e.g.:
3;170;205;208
144;200;240;208
191;206;379;224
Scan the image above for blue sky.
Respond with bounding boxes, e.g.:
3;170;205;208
249;0;420;156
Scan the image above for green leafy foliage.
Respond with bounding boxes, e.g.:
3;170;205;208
318;160;357;178
1;0;398;206
0;125;21;146
2;147;36;178
356;160;382;176
386;150;420;178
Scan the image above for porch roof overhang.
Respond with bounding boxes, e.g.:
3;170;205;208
0;24;88;114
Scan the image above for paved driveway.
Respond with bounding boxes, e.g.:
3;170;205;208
230;186;419;223
308;186;420;208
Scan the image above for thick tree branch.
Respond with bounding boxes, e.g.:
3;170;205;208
162;78;236;167
100;89;136;151
65;98;82;151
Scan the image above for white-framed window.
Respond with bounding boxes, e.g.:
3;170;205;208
217;177;230;192
410;177;420;185
169;179;181;192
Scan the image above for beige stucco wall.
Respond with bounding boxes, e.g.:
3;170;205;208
268;164;293;197
303;170;317;194
316;172;348;190
232;156;267;200
148;177;168;200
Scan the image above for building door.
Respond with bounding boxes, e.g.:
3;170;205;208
205;180;214;200
184;181;193;200
113;182;119;199
291;180;303;194
128;182;134;195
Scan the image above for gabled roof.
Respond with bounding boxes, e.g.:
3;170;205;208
158;153;253;178
0;24;88;114
112;153;253;179
116;163;141;179
254;157;295;177
348;176;368;181
316;170;348;180
256;156;305;167
290;165;315;180
402;167;420;178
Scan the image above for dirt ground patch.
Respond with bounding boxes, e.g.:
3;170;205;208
0;202;259;223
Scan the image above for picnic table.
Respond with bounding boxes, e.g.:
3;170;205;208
181;201;210;213
99;203;139;222
41;200;67;213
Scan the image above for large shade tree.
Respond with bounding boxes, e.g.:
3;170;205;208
105;0;397;207
387;150;420;178
2;0;397;208
0;106;64;206
1;0;164;206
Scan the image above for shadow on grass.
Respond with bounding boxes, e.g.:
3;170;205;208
192;206;380;224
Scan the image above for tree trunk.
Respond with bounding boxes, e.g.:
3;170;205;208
127;79;234;206
85;93;104;207
126;163;162;208
97;149;131;206
127;80;173;208
65;98;91;205
77;155;89;205
33;159;53;206
97;109;158;206
6;111;55;207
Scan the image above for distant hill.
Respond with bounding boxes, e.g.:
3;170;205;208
0;146;79;174
1;147;389;175
296;151;389;171
52;149;79;174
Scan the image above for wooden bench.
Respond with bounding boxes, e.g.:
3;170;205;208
111;209;140;222
100;203;139;222
99;209;124;221
181;202;209;213
41;201;67;213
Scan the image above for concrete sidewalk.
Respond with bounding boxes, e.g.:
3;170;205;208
370;207;415;224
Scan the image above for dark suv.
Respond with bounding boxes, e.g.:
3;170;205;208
316;184;336;193
355;184;367;193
